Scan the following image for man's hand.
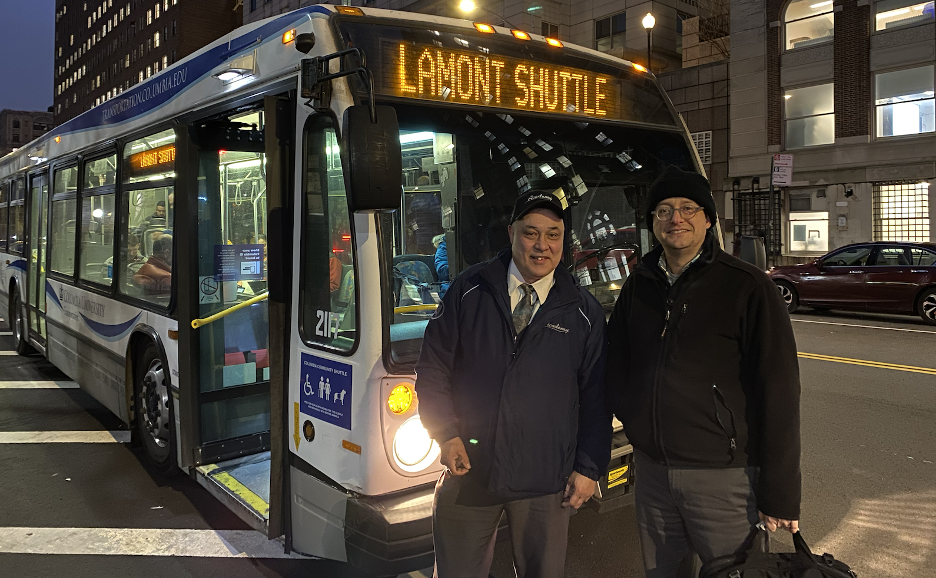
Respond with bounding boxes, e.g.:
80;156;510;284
562;471;596;509
759;511;799;533
439;437;471;475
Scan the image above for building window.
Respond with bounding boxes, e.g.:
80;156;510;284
541;21;560;39
155;3;160;18
12;134;19;143
154;32;160;47
873;181;931;241
875;65;935;138
147;8;152;24
789;211;829;252
12;120;20;129
784;83;834;148
250;0;257;11
172;19;177;35
162;55;168;68
676;12;690;55
595;12;625;52
784;0;834;50
875;0;935;30
691;130;713;164
146;65;152;78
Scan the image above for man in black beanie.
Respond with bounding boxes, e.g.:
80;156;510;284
605;165;802;577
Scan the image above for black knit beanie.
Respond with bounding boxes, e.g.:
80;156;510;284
645;165;717;226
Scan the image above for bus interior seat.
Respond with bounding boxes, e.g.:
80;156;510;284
393;254;438;282
142;226;170;256
332;265;354;311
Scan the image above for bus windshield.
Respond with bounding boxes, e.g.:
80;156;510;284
380;102;697;370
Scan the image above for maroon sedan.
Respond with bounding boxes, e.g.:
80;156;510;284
768;242;936;325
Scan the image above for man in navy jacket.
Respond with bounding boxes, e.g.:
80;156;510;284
416;189;611;578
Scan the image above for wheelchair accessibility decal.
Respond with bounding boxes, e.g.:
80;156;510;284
300;353;352;430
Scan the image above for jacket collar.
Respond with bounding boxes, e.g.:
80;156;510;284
640;232;719;281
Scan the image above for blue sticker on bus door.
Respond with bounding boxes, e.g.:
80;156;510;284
299;353;352;430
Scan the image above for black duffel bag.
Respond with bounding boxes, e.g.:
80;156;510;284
700;526;856;578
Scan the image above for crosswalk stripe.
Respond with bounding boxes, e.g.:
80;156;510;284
0;527;303;558
0;351;23;356
0;431;131;444
0;381;79;389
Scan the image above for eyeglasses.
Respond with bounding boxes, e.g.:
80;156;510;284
654;205;704;221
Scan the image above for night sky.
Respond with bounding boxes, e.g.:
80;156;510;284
0;0;55;113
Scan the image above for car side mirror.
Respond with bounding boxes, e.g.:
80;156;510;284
340;105;403;212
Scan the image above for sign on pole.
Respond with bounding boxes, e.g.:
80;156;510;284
771;154;793;187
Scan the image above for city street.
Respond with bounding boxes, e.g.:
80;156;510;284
0;308;933;578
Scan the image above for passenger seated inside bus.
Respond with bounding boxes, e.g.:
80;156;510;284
133;201;168;236
133;234;172;295
103;233;145;284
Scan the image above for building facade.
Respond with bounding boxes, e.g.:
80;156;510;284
726;0;936;261
0;110;55;158
53;0;240;126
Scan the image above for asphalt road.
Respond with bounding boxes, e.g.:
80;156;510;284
0;307;933;577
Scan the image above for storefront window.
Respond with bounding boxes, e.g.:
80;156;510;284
875;66;935;138
784;83;835;148
788;211;829;252
785;0;834;50
875;0;935;31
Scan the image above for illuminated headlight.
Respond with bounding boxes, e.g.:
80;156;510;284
392;416;440;472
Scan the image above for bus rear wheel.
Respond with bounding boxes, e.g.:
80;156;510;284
9;287;33;356
135;343;179;476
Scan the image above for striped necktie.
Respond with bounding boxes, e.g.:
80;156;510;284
512;283;535;334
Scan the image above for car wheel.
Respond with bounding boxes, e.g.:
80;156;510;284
775;281;798;313
134;342;179;476
9;287;34;356
917;288;936;326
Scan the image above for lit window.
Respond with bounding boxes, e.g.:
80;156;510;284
875;65;935;138
595;12;626;52
874;0;934;30
784;0;834;50
789;211;829;252
70;34;74;45
139;70;144;82
873;182;931;241
147;9;152;24
88;15;92;27
155;31;160;47
146;65;152;78
162;55;168;68
155;3;160;18
784;83;834;148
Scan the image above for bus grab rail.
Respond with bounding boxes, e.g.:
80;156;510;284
393;304;438;314
191;292;269;329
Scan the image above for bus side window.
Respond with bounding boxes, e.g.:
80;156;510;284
300;117;356;351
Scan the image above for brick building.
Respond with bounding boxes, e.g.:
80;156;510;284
53;0;241;126
726;0;936;260
0;110;54;158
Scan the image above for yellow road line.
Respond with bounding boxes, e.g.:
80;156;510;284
798;352;936;376
198;464;270;518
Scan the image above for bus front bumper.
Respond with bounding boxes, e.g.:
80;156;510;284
344;481;436;575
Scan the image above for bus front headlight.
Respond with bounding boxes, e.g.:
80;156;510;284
392;416;440;472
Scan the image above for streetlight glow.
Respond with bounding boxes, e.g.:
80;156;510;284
459;0;477;12
642;13;656;29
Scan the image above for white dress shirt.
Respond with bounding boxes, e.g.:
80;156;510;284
508;259;556;321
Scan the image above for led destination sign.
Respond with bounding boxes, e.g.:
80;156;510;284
126;144;176;180
390;44;623;119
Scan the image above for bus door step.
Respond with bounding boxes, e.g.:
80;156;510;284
196;451;272;534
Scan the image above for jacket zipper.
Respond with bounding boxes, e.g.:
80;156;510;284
712;385;738;463
652;295;675;464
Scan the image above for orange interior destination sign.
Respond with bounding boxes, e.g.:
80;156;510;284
127;144;176;180
387;43;624;119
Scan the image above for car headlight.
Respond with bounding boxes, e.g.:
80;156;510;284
392;416;440;473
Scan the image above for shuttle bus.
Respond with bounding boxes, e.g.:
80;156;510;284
0;4;708;573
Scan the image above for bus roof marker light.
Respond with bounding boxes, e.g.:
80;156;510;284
54;136;61;143
282;29;296;44
545;37;563;47
335;6;364;15
474;23;495;33
511;30;531;40
633;63;647;72
214;68;251;82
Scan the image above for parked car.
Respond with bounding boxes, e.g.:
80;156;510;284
768;241;936;325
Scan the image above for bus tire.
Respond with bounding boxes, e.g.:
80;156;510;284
134;342;179;476
9;287;34;356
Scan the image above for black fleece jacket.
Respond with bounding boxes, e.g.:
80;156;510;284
416;250;611;500
606;234;802;520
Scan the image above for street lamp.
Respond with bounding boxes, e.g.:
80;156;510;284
642;12;655;73
457;0;519;29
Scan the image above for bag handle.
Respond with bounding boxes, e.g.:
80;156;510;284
792;531;825;567
737;524;771;560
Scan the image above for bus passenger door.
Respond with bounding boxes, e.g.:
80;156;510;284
177;102;286;536
26;172;48;344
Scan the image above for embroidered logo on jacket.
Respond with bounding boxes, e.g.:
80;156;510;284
546;323;570;334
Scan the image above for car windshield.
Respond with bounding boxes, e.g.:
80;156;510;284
379;102;697;370
823;246;872;267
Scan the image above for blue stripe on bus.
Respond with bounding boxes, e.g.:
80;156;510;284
45;281;143;343
54;6;332;137
7;259;27;272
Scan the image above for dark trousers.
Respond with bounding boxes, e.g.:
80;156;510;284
431;471;571;578
634;450;760;578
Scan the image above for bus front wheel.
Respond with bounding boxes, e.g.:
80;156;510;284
9;287;33;356
134;342;179;476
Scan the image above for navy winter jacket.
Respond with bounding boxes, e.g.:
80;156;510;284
416;249;611;500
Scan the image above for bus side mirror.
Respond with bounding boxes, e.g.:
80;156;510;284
341;105;402;212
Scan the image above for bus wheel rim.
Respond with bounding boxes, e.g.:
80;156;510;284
141;359;169;448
